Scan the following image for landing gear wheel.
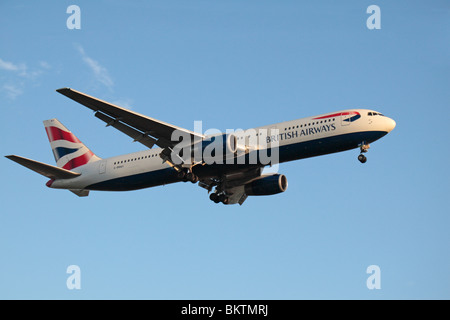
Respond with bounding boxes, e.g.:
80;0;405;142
218;194;229;204
186;172;198;183
177;170;186;180
210;193;218;202
358;154;367;163
210;193;221;204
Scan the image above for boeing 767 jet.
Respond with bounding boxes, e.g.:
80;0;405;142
6;88;396;205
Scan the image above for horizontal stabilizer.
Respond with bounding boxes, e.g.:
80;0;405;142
5;155;81;180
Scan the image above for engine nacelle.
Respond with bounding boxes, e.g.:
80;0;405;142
245;174;288;196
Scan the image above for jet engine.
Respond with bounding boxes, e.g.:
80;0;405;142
245;174;288;196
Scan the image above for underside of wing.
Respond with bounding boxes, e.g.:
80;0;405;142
56;88;204;149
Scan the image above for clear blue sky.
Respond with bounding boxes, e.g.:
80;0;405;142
1;0;449;299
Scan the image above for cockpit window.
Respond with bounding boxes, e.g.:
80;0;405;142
368;112;385;116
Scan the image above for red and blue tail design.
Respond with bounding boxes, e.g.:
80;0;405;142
43;119;101;170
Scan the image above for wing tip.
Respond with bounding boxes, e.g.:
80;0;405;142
56;87;71;94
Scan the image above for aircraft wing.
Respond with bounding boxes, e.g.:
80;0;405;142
56;88;204;149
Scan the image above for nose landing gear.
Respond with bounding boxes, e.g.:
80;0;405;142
358;154;367;163
358;141;370;164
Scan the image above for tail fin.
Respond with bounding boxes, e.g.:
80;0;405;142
43;119;101;170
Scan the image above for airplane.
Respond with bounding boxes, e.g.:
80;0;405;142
5;88;396;205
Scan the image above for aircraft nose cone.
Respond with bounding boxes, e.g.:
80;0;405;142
386;117;396;132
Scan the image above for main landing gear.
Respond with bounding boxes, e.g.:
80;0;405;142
358;141;370;164
209;192;230;205
206;179;230;205
177;169;198;183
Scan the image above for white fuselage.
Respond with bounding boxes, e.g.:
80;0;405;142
50;109;395;192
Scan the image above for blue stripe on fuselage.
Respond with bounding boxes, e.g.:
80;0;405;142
85;130;388;191
87;167;179;191
277;129;386;163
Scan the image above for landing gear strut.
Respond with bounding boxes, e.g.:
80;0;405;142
358;141;370;164
161;149;199;183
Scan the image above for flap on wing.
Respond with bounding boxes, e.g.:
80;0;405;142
5;155;81;180
56;87;204;149
95;112;158;149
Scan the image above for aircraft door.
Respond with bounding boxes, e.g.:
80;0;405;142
99;160;106;174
